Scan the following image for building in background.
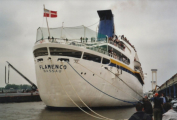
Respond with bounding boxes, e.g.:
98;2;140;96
157;73;177;99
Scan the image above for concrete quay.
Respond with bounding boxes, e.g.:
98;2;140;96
0;92;41;103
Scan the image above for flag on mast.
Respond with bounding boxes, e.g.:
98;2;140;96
44;8;57;18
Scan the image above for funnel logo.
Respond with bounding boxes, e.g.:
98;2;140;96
39;64;67;73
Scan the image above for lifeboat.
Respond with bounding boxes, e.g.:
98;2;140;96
134;60;141;69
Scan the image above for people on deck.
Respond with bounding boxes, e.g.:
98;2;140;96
108;49;112;55
115;39;120;45
107;35;131;64
80;37;82;43
122;57;126;62
108;34;128;51
115;35;118;39
86;37;88;42
121;35;124;39
113;53;117;59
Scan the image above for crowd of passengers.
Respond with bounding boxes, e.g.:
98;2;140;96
120;35;136;52
108;49;130;64
108;34;137;52
108;35;125;50
108;35;129;64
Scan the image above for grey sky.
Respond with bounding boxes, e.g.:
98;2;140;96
0;0;177;92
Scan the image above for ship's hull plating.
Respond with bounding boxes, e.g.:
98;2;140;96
34;44;143;107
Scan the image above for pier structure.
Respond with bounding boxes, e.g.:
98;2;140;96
151;69;157;90
157;73;177;99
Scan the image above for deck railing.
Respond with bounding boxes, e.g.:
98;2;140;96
36;38;130;65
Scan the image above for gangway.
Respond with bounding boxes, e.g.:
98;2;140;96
5;61;37;90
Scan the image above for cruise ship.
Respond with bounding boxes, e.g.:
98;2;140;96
33;10;144;107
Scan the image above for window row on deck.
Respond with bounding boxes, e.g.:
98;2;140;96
33;47;130;65
86;44;130;65
33;47;110;64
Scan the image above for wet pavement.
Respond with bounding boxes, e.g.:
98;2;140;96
0;102;135;120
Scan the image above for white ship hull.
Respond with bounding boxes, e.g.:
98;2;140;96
33;43;143;107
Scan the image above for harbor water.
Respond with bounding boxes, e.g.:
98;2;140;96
0;102;135;120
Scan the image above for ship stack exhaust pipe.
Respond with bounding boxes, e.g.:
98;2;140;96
97;10;115;40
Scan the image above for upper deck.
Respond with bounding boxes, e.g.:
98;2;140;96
35;26;144;81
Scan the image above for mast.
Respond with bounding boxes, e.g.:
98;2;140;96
43;5;51;38
61;22;64;38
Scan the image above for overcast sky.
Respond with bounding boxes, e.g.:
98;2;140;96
0;0;177;92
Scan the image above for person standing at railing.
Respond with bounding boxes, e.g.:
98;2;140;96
115;35;118;39
116;39;120;46
121;35;124;39
123;57;126;62
117;56;119;60
120;57;123;61
113;35;117;41
108;37;111;43
108;49;111;54
110;37;113;41
114;42;117;46
108;49;113;56
80;37;82;43
114;53;117;59
52;36;54;42
66;38;68;42
113;36;116;42
112;52;114;58
125;37;127;42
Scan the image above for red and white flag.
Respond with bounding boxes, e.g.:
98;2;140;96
44;8;57;18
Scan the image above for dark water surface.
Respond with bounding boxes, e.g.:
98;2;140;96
0;102;135;120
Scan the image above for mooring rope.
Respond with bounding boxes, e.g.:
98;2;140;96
50;60;110;120
61;61;114;120
77;62;140;102
66;62;137;105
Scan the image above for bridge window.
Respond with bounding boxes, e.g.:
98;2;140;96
49;47;82;58
102;58;110;64
33;47;48;57
83;52;101;63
